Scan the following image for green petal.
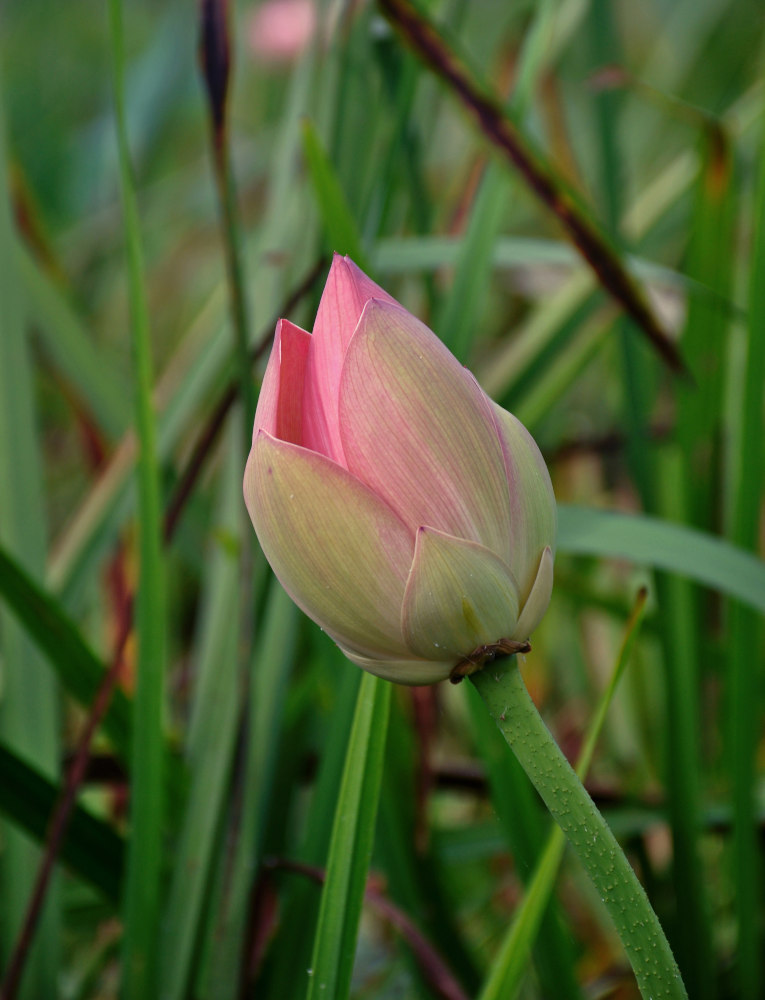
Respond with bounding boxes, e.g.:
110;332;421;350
401;527;520;659
337;644;454;686
244;432;413;657
512;545;554;640
490;403;557;604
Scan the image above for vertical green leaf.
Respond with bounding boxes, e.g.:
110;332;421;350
655;449;713;998
301;117;369;269
261;662;360;999
107;1;167;994
726;90;765;1000
435;0;556;363
0;61;60;1000
307;673;391;1000
199;576;298;1000
160;419;243;1000
676;127;736;532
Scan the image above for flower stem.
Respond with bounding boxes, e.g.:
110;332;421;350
471;657;687;1000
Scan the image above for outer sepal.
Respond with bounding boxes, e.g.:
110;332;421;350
401;526;520;659
244;431;413;658
490;402;556;604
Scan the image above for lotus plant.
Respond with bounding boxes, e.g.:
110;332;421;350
244;256;687;1000
243;254;556;684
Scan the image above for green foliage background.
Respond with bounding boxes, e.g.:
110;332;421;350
0;0;763;997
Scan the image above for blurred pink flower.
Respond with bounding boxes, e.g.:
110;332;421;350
247;0;316;64
244;256;556;684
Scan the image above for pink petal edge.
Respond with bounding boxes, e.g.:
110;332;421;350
302;256;398;464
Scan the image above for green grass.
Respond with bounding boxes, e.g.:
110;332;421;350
0;1;762;998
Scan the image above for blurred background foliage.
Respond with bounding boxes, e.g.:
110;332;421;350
0;0;763;998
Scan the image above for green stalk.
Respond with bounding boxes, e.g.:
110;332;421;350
471;658;687;1000
108;2;167;995
477;588;649;1000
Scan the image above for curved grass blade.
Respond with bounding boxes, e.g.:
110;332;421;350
0;544;132;758
0;73;60;998
557;505;765;615
0;742;124;904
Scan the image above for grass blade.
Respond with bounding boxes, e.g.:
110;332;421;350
0;66;60;999
0;544;132;758
726;88;765;1000
377;0;686;376
434;0;556;363
20;245;129;442
261;662;361;999
655;449;713;996
0;742;124;904
307;673;391;1000
301;117;369;269
199;0;255;439
107;1;167;992
557;505;765;614
199;578;299;999
159;420;244;1000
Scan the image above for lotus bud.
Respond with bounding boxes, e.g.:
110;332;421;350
243;255;556;685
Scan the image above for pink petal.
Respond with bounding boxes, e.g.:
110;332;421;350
338;299;513;558
244;431;413;658
401;527;520;659
303;255;397;463
253;319;311;446
489;403;557;605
